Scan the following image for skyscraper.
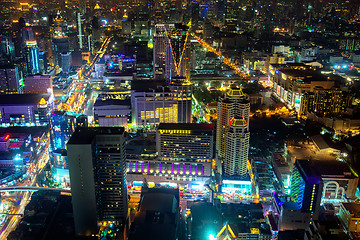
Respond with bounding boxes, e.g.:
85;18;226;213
60;52;72;73
153;24;174;80
216;87;250;159
153;23;191;81
223;117;250;177
67;127;127;236
0;36;15;60
0;65;20;94
24;41;40;75
131;80;192;126
290;159;323;220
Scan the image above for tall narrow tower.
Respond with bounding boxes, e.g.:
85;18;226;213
24;40;40;75
67;127;127;236
224;117;250;177
216;87;250;158
153;23;190;81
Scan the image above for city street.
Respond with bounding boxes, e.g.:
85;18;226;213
0;138;50;239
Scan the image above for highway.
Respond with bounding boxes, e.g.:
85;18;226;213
191;33;249;78
81;36;112;79
0;139;51;239
0;35;113;239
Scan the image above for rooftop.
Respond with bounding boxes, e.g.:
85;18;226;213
227;88;246;98
296;159;356;181
67;127;125;145
0;93;50;105
131;80;168;92
342;202;360;218
157;123;214;131
94;98;131;107
229;117;247;127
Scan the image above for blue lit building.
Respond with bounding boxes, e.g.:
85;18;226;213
50;110;87;151
50;111;87;185
290;160;323;219
24;40;40;75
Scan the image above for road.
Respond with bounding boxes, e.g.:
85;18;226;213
0;139;50;239
81;36;112;79
192;33;248;78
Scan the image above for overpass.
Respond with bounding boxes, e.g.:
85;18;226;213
0;186;71;193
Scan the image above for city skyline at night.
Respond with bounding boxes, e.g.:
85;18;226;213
0;0;359;239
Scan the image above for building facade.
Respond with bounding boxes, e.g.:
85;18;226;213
270;64;337;112
300;87;352;117
0;65;20;94
290;160;323;220
216;87;250;159
131;81;192;126
157;123;214;162
0;93;52;126
223;117;250;177
67;127;127;236
153;24;190;81
24;40;40;75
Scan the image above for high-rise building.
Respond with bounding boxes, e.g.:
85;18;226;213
128;187;180;240
0;65;20;94
52;37;69;67
300;87;352;117
271;64;337;112
131;80;192;126
67;127;127;236
60;52;72;73
223;117;250;177
170;80;192;123
50;110;87;151
24;40;40;75
50;111;88;186
0;36;15;60
157;123;214;162
153;24;191;81
290;159;323;220
153;24;174;80
38;51;47;74
216;87;250;159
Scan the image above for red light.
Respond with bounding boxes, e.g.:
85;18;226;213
4;134;10;140
112;7;116;9
228;118;232;126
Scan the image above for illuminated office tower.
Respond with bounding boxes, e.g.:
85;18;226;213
153;23;190;81
77;12;83;50
216;87;250;158
24;40;40;75
223;117;250;177
157;123;214;162
0;36;15;60
0;65;20;94
290;159;323;220
170;80;192;123
52;37;69;66
61;52;72;73
50;111;87;185
131;80;192;126
153;24;174;80
67;127;127;236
